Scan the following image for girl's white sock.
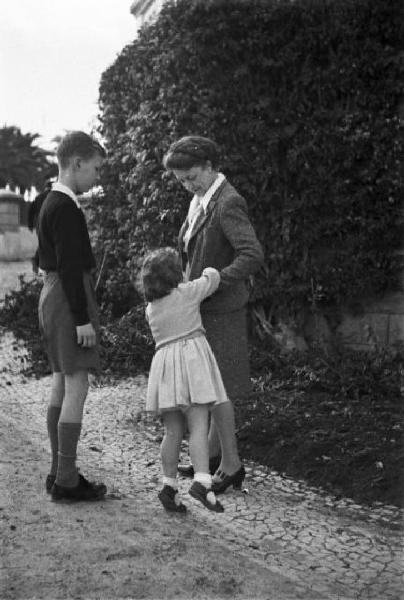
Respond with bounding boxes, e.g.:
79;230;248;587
162;476;178;490
194;472;212;489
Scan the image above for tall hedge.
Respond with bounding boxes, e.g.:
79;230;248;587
95;0;403;327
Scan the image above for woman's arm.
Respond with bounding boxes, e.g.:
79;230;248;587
219;194;264;288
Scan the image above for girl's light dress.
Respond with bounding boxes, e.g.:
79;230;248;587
146;268;229;413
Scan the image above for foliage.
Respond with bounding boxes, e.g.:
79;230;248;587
0;126;57;193
96;0;404;325
0;277;49;377
100;304;154;376
0;276;152;378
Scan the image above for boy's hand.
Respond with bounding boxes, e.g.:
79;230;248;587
76;323;96;347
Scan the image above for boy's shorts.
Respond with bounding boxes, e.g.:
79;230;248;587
38;271;100;374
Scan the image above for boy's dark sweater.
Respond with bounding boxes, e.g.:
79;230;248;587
37;191;96;326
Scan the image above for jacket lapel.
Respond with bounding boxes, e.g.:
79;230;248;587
188;179;227;242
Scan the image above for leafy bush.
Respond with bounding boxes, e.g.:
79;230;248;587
0;277;152;378
0;277;49;377
96;0;404;325
100;304;154;376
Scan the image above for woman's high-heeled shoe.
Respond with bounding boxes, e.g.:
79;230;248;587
211;465;246;494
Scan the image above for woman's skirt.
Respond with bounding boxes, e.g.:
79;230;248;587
202;308;251;401
146;335;229;413
38;271;100;375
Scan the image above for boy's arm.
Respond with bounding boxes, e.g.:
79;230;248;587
53;203;90;326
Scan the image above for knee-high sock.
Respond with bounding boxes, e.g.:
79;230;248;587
56;422;82;487
47;405;61;475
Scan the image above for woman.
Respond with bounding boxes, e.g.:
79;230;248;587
163;135;264;493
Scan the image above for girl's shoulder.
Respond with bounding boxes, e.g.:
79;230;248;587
148;288;181;308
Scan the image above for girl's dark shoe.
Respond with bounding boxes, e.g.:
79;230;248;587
189;481;224;512
158;485;187;513
178;455;221;478
51;474;107;502
211;465;246;494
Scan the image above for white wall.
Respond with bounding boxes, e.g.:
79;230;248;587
0;227;38;261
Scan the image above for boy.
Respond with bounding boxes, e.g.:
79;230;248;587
37;131;106;502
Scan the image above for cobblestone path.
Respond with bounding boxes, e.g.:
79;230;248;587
1;331;403;599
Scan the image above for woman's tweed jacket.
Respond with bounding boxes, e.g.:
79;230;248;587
178;179;264;314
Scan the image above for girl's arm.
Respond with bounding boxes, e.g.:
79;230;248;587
182;267;220;302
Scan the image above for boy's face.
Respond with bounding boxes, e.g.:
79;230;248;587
74;154;103;194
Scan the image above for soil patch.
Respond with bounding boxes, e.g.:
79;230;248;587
235;386;403;508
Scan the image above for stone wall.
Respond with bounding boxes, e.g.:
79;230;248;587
0;228;37;261
336;291;404;350
303;254;404;351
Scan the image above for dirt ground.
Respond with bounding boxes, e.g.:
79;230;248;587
0;376;317;600
1;261;402;600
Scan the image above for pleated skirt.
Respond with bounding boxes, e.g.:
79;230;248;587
38;271;100;375
146;335;229;413
202;308;251;401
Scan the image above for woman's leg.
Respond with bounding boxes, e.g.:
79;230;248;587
161;410;185;479
207;419;221;458
186;405;210;475
211;401;241;475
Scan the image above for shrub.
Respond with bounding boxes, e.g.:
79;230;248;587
96;0;404;326
0;277;49;377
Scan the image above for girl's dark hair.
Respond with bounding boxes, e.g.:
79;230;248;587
163;135;220;170
57;131;106;168
141;247;183;301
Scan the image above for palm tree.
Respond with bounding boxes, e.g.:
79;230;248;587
0;126;57;193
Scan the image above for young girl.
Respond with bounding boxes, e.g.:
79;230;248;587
141;247;227;513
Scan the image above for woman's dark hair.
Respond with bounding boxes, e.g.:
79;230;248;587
163;135;220;170
141;247;183;301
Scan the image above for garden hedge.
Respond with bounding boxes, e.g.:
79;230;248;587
93;0;403;335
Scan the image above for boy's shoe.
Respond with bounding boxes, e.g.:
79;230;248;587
46;474;56;493
158;485;187;513
51;474;107;502
189;481;224;513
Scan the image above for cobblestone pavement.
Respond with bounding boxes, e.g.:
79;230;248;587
1;331;403;600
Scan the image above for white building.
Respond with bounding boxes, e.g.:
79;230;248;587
130;0;166;26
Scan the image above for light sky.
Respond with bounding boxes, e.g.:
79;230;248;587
0;0;138;151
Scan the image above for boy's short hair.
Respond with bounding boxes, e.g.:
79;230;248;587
141;247;183;301
57;131;106;168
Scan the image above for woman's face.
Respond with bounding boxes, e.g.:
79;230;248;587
172;164;216;197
